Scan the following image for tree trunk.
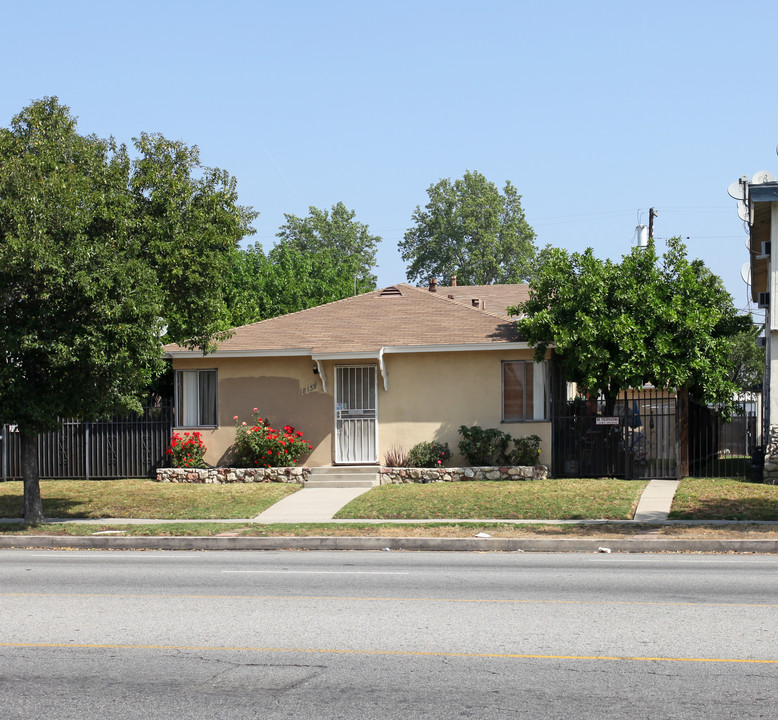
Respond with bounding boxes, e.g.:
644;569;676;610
20;428;45;524
603;387;619;417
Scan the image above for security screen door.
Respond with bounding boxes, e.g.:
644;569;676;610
335;366;378;464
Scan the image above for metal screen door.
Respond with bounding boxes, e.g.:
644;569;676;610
335;366;378;464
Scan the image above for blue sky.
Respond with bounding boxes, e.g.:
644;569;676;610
2;0;777;317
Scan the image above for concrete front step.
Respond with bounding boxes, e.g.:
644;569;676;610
304;466;379;488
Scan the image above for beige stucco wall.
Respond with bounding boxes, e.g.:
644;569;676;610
378;350;551;465
173;355;334;467
172;349;552;467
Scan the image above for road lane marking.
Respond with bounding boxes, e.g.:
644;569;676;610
27;554;197;558
220;570;410;575
1;642;776;665
1;592;776;608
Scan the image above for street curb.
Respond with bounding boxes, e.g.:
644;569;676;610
0;535;777;553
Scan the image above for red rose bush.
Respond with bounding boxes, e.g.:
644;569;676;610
233;409;313;468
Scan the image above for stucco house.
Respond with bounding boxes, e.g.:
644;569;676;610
163;281;551;467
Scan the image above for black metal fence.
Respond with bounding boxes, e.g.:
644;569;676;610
553;388;678;479
688;395;759;479
552;388;761;480
0;404;174;481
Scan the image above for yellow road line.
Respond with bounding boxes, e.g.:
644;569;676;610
0;642;776;665
1;592;776;608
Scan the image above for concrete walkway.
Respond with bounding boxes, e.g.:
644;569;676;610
253;486;374;523
633;479;680;522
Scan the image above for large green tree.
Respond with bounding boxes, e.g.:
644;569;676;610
511;238;752;414
224;202;380;325
0;98;256;522
400;170;536;285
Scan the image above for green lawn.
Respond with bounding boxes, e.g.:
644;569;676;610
669;477;778;521
0;479;299;519
335;479;649;520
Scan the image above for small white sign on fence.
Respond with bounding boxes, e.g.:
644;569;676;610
595;416;620;426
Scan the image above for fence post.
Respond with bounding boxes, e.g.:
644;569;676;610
677;388;689;478
85;421;90;481
1;424;6;481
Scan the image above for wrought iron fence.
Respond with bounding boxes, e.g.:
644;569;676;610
552;388;761;480
688;394;759;479
0;403;174;481
552;388;678;479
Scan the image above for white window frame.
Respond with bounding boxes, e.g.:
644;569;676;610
175;369;218;427
502;360;548;422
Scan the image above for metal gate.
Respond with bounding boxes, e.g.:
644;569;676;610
688;394;759;478
552;389;678;479
0;403;174;480
552;388;761;479
335;366;378;464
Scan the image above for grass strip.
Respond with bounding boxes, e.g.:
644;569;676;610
670;478;778;521
0;522;776;539
0;479;299;519
335;479;649;520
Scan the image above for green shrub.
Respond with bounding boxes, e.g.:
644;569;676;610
407;441;451;468
458;425;512;465
233;410;313;467
458;426;543;466
510;434;543;466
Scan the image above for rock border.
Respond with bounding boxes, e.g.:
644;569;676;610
155;465;550;484
156;467;308;484
379;465;549;483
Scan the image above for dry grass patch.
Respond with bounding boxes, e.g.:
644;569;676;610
670;478;778;521
335;479;649;520
0;479;299;519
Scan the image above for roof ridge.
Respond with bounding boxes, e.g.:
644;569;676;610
399;282;520;322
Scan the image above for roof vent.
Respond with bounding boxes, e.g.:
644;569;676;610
471;298;484;310
379;286;403;297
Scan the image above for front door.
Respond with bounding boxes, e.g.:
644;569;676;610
335;366;378;464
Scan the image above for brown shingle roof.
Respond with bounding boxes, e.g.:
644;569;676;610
164;283;528;355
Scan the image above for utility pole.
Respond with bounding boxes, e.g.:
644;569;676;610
648;207;658;240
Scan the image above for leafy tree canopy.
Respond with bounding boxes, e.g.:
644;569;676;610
0;97;256;521
400;170;536;285
225;203;380;325
510;238;753;413
726;323;764;391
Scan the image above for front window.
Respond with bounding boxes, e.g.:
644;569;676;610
175;370;217;427
503;361;548;421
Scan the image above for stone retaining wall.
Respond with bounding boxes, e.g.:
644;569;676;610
156;467;308;484
762;427;778;485
379;465;549;483
155;465;549;484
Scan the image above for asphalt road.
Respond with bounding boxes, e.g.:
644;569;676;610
1;550;777;719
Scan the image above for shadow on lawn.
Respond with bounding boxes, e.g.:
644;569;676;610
0;496;90;520
670;498;778;522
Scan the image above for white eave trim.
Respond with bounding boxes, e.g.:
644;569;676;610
164;348;313;359
381;342;533;354
166;342;540;360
